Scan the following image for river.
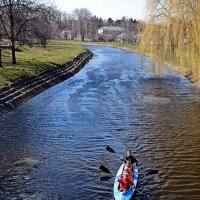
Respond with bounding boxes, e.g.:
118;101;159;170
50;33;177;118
0;46;200;200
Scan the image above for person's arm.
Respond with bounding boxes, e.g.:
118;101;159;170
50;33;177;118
127;179;135;188
131;156;138;166
128;169;132;175
135;159;138;166
133;161;138;166
120;156;127;163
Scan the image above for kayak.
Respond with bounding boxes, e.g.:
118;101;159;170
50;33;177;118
113;163;138;200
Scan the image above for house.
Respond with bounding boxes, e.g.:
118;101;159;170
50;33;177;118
117;32;137;44
98;26;125;41
60;30;73;40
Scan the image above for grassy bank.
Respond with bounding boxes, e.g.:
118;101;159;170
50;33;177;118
0;40;86;89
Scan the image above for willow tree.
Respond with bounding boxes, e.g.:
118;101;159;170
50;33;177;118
140;0;200;81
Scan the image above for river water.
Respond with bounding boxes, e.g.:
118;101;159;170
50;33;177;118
0;46;200;200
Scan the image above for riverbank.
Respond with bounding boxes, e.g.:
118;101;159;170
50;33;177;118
0;48;93;115
0;40;86;89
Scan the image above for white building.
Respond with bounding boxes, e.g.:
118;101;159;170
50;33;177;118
117;32;138;44
98;26;125;41
60;30;73;40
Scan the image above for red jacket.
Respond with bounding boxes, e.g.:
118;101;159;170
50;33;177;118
129;164;133;171
118;177;134;191
127;168;133;181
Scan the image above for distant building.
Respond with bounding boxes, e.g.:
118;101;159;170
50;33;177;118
60;30;73;40
98;26;125;41
117;32;138;44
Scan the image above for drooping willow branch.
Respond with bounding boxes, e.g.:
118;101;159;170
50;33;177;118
140;0;200;81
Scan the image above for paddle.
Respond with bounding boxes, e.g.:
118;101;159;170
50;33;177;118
99;165;112;174
100;175;115;181
145;169;158;175
106;146;116;154
106;146;124;161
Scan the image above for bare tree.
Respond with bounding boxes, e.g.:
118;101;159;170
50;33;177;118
0;0;53;64
73;8;92;41
63;12;74;30
32;20;52;47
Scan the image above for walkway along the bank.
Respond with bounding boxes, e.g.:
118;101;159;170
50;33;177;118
0;49;93;115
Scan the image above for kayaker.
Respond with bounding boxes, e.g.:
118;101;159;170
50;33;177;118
125;160;133;171
118;172;135;192
123;167;132;181
121;149;138;166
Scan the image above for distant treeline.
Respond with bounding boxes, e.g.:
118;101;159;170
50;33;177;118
55;9;141;41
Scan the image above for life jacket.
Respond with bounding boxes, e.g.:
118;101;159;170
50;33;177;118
124;164;133;180
129;164;133;171
118;177;134;191
127;168;132;181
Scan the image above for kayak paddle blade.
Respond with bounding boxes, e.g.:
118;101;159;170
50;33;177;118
100;176;113;181
99;165;111;174
148;170;158;175
106;146;116;154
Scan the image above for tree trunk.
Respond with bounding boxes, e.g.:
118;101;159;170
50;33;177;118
42;40;46;48
0;47;3;67
9;0;16;65
11;40;16;64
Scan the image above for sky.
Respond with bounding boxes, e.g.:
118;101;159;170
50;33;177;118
53;0;147;20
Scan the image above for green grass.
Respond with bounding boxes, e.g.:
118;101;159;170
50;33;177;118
0;40;86;89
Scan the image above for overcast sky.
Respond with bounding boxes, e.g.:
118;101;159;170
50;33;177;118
53;0;147;20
